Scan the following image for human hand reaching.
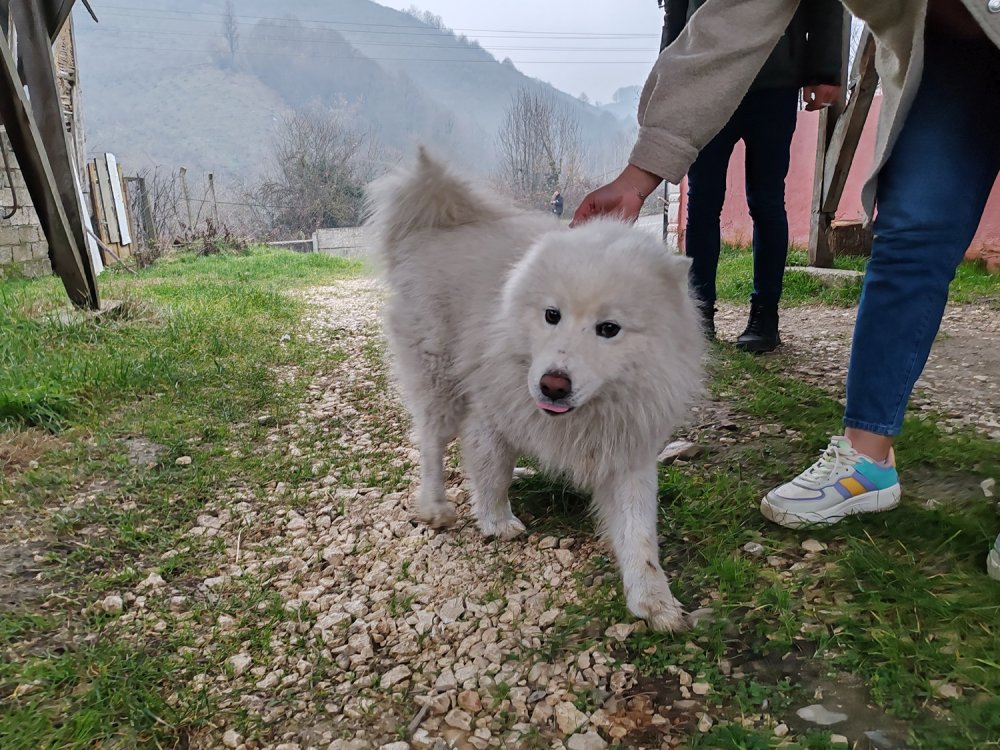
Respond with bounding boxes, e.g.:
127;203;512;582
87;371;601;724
803;84;842;111
570;164;663;227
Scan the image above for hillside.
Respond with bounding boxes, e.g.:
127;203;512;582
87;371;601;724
73;0;633;184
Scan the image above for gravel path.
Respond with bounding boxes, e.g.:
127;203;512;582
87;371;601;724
109;280;996;750
714;301;1000;439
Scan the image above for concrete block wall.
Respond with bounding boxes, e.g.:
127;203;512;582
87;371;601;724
0;133;52;279
315;227;369;258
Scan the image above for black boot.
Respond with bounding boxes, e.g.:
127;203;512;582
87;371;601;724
736;302;780;353
697;303;717;341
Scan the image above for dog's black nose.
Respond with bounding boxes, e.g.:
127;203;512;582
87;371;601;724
539;372;572;401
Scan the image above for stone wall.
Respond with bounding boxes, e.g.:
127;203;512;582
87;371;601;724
0;133;51;278
0;17;82;279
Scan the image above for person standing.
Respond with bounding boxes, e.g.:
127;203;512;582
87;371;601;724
661;0;843;350
550;189;564;218
572;0;1000;578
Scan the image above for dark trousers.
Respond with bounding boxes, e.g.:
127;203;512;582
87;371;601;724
684;87;799;309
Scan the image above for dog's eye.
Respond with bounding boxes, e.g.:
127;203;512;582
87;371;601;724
545;308;561;325
596;321;621;339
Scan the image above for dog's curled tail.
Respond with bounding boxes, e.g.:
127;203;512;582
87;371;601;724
368;147;506;263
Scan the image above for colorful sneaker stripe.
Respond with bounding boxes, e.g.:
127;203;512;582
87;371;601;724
838;476;867;497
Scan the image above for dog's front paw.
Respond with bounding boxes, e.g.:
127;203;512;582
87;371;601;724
415;501;458;529
478;514;526;540
626;575;688;633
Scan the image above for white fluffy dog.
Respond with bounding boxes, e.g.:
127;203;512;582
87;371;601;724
369;150;704;631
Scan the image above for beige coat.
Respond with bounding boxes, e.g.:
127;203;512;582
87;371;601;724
630;0;1000;217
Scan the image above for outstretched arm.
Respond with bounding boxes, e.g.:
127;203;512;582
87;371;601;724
573;0;802;225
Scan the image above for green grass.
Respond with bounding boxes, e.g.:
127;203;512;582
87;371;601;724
0;246;359;749
3;245;997;749
715;245;999;307
523;345;1000;749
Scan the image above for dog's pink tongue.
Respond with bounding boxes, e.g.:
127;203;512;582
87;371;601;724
537;401;570;413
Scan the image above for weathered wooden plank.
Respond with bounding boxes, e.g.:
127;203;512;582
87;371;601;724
94;156;120;245
821;31;878;215
106;153;132;247
808;10;852;269
116;162;136;259
0;4;97;308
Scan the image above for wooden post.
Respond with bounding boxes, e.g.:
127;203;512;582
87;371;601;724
808;10;853;268
821;30;878;215
0;1;98;308
207;172;220;225
135;176;157;245
179;166;193;229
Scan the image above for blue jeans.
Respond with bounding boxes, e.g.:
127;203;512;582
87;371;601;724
685;87;799;309
844;33;1000;437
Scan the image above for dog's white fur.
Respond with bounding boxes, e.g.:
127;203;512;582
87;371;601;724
369;149;704;631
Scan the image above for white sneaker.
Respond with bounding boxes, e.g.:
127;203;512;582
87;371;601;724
989;534;1000;581
760;436;901;529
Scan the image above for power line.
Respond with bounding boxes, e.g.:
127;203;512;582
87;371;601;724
87;43;657;65
87;25;656;52
92;5;660;39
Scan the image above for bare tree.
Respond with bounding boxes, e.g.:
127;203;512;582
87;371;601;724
493;89;584;210
244;108;382;236
222;0;239;68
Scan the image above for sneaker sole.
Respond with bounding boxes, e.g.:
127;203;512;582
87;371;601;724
759;484;901;529
989;548;1000;581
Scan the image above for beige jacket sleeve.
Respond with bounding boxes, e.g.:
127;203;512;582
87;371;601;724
630;0;804;182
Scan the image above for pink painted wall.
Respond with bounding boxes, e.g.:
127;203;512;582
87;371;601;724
687;95;1000;270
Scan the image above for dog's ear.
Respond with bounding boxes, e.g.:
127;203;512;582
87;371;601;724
657;251;691;290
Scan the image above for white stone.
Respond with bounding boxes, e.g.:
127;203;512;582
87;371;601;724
773;723;789;738
554;701;588;735
379;743;411;750
100;594;124;614
691;682;710;696
381;665;412;688
434;669;457;691
444;708;473;731
141;572;166;589
742;541;764;555
175;455;192;466
225;654;250;679
981;478;996;498
796;704;848;726
657;440;701;464
697;715;714;732
567;732;608;750
222;729;242;748
604;622;635;641
801;539;827;553
439;597;465;623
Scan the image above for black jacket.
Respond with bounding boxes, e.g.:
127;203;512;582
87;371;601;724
660;0;845;91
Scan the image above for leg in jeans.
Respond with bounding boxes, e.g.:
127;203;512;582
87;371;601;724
760;36;999;530
684;107;743;310
741;87;799;307
844;36;1000;446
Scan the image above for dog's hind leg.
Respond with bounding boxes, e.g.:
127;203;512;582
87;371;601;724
461;423;524;540
414;418;458;529
593;464;687;633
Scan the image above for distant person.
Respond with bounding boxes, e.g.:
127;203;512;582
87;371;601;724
550;190;564;218
662;0;843;351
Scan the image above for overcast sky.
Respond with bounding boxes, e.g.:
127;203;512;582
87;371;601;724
386;1;664;103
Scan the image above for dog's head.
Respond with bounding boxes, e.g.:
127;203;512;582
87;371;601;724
498;219;703;419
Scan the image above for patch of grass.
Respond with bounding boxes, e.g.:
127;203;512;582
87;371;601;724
715;246;999;307
0;247;359;748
